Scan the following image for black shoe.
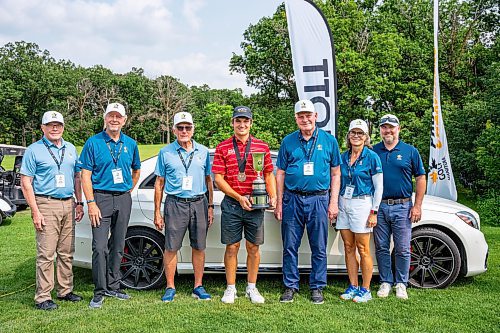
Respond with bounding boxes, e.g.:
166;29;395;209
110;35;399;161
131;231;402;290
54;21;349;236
280;288;297;303
311;289;324;304
35;300;58;311
57;292;83;302
89;295;104;309
104;289;131;300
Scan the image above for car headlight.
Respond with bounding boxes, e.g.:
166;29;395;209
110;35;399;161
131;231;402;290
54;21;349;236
456;211;479;229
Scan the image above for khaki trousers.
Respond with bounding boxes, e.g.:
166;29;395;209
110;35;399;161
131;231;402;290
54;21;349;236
34;197;75;303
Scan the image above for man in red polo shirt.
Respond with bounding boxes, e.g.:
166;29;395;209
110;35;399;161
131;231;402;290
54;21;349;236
212;106;276;304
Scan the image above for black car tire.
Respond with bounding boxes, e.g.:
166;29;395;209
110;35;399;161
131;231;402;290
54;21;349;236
408;227;461;289
120;227;166;290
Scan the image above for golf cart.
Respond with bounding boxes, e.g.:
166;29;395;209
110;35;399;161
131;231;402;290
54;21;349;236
0;144;27;224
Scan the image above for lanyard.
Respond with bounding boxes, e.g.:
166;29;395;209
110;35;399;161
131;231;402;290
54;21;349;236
106;141;123;166
42;139;65;172
177;147;195;174
346;150;362;184
300;128;318;161
233;136;252;173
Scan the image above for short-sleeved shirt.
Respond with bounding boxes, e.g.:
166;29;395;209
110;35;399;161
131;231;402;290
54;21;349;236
78;131;141;192
372;140;426;199
277;128;342;192
340;146;382;197
155;140;211;198
212;135;273;196
20;137;80;198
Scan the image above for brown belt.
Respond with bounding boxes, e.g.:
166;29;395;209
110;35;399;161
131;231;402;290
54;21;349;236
381;198;411;205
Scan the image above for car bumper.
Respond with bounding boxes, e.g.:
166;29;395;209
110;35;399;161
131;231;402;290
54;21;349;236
462;227;488;277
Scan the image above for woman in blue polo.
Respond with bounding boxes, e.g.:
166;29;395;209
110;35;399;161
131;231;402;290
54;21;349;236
337;119;383;303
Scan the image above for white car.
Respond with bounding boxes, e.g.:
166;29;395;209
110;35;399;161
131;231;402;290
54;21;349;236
73;151;489;290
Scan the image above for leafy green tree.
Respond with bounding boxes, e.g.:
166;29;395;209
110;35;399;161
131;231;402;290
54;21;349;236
229;4;296;104
0;41;75;145
192;103;234;148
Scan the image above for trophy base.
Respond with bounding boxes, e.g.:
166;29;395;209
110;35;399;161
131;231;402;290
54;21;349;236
251;203;270;210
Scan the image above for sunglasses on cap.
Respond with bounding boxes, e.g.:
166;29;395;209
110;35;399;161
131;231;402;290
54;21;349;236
379;116;399;126
176;125;193;131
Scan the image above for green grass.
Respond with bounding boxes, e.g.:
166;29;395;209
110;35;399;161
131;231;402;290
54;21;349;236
0;210;498;333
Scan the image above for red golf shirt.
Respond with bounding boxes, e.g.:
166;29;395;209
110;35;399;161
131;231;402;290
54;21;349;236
212;135;273;196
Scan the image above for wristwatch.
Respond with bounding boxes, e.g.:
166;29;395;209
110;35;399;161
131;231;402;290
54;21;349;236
370;210;378;215
86;199;96;204
76;201;84;206
208;204;214;209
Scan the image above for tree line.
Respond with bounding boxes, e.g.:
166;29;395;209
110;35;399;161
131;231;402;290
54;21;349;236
0;0;498;223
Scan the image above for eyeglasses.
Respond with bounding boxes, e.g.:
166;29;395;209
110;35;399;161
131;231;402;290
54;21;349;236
379;117;399;125
349;131;365;137
43;123;64;129
176;125;193;132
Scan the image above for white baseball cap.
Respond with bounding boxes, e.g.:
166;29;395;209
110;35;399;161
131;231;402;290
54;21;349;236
348;119;369;134
173;112;194;126
42;111;64;125
104;103;126;117
294;99;315;113
379;114;399;127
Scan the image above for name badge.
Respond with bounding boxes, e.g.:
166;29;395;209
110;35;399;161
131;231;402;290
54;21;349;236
182;176;193;191
55;174;66;188
112;168;124;184
344;185;355;199
303;162;314;176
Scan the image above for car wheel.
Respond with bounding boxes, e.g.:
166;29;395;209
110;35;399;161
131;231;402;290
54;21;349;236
408;227;461;289
120;228;166;290
0;213;3;226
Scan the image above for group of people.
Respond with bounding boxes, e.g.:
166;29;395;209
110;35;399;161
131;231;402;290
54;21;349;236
20;98;426;311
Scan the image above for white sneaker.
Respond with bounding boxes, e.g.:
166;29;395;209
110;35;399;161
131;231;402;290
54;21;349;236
377;282;392;298
221;287;238;304
395;283;408;300
246;287;265;304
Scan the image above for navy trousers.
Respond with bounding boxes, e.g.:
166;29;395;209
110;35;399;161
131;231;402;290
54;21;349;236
281;190;329;290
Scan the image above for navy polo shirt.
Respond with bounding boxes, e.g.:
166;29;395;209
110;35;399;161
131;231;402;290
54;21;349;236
79;131;141;192
20;137;80;198
277;128;342;192
154;140;211;198
372;140;426;199
340;146;382;197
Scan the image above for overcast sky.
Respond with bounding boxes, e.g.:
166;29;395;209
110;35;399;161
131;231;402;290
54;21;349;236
0;0;284;94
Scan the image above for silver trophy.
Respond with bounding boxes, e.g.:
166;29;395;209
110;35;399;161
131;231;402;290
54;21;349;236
250;152;269;209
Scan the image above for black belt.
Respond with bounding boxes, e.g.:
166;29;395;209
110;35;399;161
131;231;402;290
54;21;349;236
169;194;205;203
35;194;72;201
381;197;411;205
94;189;128;196
287;189;329;196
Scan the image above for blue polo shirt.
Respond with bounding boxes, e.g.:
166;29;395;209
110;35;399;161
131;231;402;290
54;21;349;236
78;131;141;192
372;140;426;199
155;140;211;198
340;146;382;197
277;128;342;192
20;137;80;198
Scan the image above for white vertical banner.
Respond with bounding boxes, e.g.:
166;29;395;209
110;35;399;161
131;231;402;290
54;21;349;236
427;0;457;201
285;0;338;136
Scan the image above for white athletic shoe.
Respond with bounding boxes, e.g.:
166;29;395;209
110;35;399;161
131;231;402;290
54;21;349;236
395;283;408;300
221;287;238;304
377;282;392;298
246;287;265;304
